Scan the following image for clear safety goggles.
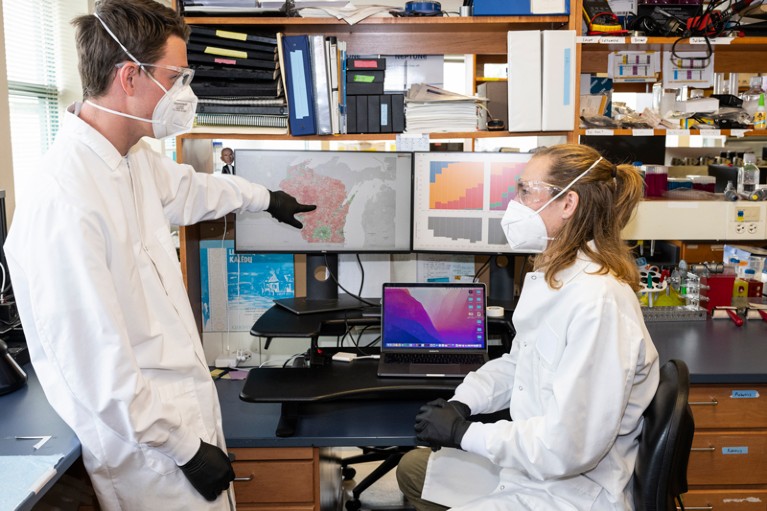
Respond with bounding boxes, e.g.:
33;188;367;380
116;62;195;91
514;179;563;207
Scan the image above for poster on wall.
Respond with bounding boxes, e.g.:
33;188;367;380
200;240;294;332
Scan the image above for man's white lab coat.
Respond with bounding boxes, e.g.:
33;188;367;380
421;252;659;510
5;104;271;510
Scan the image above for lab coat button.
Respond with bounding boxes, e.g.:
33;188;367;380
499;485;505;491
518;385;523;391
531;275;537;280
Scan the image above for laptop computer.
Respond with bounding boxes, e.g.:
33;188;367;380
378;282;489;378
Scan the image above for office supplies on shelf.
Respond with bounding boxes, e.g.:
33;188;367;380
378;282;489;378
189;25;278;46
281;34;317;136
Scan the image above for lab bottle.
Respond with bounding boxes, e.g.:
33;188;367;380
754;93;766;130
724;180;738;201
643;165;668;198
738;153;759;195
740;76;764;116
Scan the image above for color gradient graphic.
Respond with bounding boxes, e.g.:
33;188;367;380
383;287;484;348
429;161;484;210
489;161;526;211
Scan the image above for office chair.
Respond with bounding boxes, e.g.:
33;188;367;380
342;446;414;511
633;359;695;511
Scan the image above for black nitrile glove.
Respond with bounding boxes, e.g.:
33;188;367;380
265;190;317;229
179;440;235;501
414;398;472;451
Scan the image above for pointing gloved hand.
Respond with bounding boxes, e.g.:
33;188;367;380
179;440;235;501
266;190;317;229
414;398;472;451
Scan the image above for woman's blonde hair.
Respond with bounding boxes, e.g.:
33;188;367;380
531;144;644;291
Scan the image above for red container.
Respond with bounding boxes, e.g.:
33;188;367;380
701;274;736;313
747;279;764;297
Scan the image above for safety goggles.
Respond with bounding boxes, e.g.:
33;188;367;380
116;62;195;90
514;179;563;207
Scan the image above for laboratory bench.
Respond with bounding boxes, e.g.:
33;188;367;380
3;318;767;510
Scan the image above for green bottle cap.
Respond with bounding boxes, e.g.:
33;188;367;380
760;93;765;107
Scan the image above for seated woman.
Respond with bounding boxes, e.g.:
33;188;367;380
396;144;659;511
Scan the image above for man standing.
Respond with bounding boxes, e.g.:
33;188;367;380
4;1;315;509
221;147;235;174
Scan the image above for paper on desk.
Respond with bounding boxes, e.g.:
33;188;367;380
298;4;395;24
0;454;64;509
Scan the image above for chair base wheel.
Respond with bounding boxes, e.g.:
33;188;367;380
345;498;362;511
342;466;356;480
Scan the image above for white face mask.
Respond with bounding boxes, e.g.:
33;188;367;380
501;157;603;253
87;13;198;139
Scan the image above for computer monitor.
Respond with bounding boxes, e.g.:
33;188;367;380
0;190;10;299
235;150;413;312
411;151;533;255
707;164;767;193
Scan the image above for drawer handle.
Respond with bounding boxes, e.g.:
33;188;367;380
234;476;254;482
689;398;718;406
679;507;713;510
690;447;716;452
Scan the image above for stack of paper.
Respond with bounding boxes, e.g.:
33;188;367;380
404;84;486;133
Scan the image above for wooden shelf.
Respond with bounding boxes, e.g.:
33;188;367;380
183;16;570;54
181;130;569;141
578;128;767;137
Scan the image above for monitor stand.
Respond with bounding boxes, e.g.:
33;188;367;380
488;254;516;311
272;254;367;315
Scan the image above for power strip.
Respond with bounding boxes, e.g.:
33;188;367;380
214;355;240;368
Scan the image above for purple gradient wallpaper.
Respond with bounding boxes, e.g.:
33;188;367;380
382;286;485;349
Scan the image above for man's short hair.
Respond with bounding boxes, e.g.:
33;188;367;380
72;0;190;99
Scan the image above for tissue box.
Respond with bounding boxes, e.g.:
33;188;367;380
673;97;720;113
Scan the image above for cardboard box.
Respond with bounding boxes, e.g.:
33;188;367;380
478;81;508;130
667;240;725;263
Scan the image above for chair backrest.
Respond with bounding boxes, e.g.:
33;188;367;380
633;359;695;511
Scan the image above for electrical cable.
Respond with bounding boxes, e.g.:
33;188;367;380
323;253;378;306
473;258;490;283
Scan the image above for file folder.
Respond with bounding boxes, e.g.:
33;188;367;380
281;34;317;136
541;30;576;131
507;31;542;132
380;94;392;133
190;34;277;55
188;52;277;70
188;42;275;62
190;25;278;46
367;94;381;133
309;35;332;135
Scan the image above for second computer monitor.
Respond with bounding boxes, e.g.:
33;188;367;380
412;152;533;254
235;150;413;253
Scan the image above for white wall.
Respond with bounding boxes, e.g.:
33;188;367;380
0;3;15;220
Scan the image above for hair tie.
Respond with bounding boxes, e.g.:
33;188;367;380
611;166;617;179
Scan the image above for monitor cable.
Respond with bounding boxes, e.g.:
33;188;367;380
323;253;378;306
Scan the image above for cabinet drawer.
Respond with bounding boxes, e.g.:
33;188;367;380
689;386;767;429
233;460;315;504
682;489;767;511
688;431;767;485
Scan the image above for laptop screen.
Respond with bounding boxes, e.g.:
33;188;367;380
381;283;487;350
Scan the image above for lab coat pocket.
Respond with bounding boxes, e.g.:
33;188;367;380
142;378;208;476
534;321;564;370
153;226;180;266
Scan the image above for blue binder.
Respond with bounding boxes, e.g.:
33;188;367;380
282;35;317;136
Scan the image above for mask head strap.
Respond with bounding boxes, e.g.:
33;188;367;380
532;156;603;214
93;12;169;93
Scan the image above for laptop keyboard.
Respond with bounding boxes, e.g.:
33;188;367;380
384;353;485;365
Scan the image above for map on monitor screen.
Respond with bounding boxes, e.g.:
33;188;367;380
235;150;413;253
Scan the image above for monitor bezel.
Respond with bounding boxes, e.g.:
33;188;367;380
234;149;415;254
411;151;535;255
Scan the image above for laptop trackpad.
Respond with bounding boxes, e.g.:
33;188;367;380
411;364;461;376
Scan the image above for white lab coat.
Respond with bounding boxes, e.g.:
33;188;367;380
421;251;659;510
4;103;271;510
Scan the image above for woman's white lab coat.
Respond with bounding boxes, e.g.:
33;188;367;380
5;104;271;510
421;252;659;510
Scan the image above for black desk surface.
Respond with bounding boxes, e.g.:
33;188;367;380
240;359;458;403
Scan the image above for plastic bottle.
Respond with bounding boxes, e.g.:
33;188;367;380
737;153;759;195
724;180;738;201
754;93;766;130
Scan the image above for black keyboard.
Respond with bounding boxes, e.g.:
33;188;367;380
384;352;485;365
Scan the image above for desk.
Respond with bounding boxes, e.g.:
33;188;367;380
0;366;81;511
251;304;516;364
